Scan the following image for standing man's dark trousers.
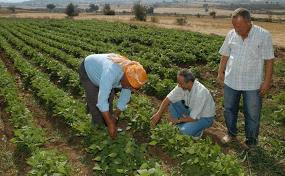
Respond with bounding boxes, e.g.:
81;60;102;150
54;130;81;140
79;60;115;126
224;84;262;146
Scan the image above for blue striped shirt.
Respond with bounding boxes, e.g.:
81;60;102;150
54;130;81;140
84;54;131;112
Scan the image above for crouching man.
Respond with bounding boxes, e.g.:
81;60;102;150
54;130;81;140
150;69;215;139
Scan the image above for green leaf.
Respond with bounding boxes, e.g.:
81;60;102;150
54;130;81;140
116;169;125;173
149;141;157;146
93;156;101;161
108;153;117;158
93;165;102;171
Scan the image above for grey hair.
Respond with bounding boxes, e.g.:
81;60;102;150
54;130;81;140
232;8;251;21
178;69;195;83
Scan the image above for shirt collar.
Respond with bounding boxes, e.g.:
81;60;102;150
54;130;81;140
247;24;255;38
189;79;198;94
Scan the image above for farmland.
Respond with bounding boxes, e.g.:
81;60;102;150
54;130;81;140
0;18;284;175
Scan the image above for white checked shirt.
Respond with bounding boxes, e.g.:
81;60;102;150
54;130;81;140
167;80;216;120
219;25;275;90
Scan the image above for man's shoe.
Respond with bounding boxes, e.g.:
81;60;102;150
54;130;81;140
221;134;236;144
240;145;258;162
192;131;203;140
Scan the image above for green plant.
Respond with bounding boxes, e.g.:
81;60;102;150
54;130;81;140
0;34;164;175
27;149;70;176
12;126;45;153
0;58;70;175
176;17;187;25
150;123;244;176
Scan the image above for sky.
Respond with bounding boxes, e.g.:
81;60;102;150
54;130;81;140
0;0;277;3
0;0;29;2
0;0;27;2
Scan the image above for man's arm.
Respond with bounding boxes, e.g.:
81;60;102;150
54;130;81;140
260;59;274;96
113;88;132;120
100;111;117;139
150;98;171;127
217;30;231;86
177;116;195;123
259;33;275;97
115;88;131;119
168;115;195;124
217;55;229;86
97;72;118;139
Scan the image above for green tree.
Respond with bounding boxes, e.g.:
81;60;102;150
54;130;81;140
209;11;216;18
65;3;79;17
103;4;115;15
147;6;154;14
8;6;16;13
89;4;99;12
133;3;147;21
46;4;56;12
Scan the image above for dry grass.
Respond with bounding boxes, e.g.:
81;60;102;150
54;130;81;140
0;12;66;19
155;7;285;19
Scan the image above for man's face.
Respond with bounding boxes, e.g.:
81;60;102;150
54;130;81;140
177;75;189;90
121;76;138;92
232;16;251;37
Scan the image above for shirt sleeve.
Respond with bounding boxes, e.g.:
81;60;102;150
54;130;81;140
219;31;231;57
167;85;184;103
96;70;116;112
117;88;132;111
261;33;275;60
189;91;208;120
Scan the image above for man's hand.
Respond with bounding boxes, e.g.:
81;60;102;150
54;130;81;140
167;117;179;125
260;59;274;97
217;56;228;87
150;113;161;128
102;111;117;139
260;81;271;97
217;72;225;87
150;98;171;128
106;120;117;139
114;109;121;120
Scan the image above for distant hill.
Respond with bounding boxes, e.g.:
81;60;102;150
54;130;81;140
0;0;176;8
1;0;284;8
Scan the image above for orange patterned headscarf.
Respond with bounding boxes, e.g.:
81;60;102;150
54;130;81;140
108;54;147;89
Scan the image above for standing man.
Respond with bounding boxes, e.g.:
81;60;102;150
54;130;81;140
79;53;147;139
151;69;216;139
217;8;275;148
